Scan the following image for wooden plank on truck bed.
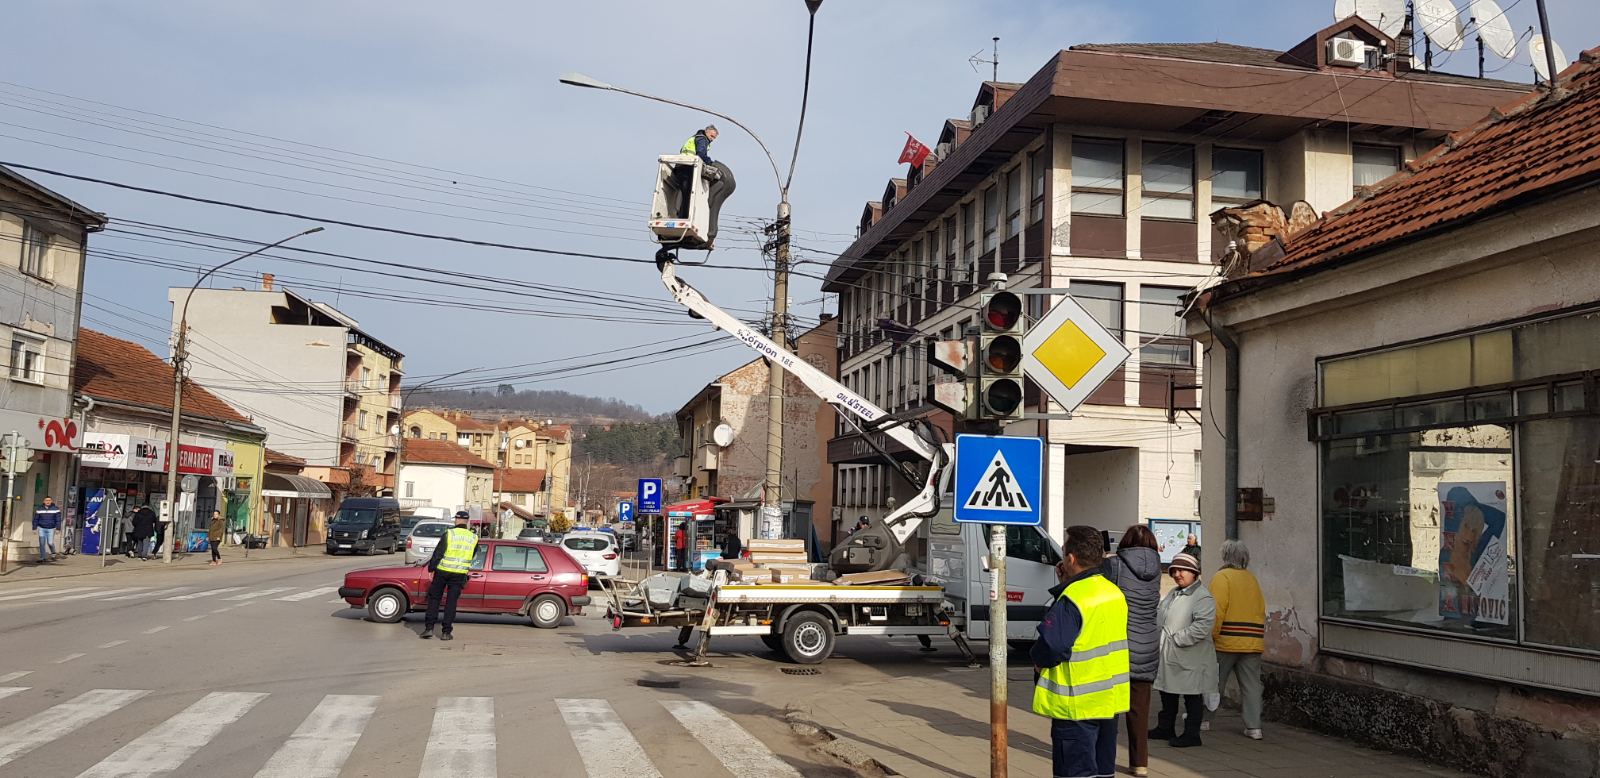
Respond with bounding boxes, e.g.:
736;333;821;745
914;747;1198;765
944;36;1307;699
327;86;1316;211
833;570;911;586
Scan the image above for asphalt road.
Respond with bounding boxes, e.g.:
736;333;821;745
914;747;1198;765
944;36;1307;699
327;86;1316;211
0;550;977;777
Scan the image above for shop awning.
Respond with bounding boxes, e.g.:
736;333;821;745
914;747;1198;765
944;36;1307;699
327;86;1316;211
261;473;333;500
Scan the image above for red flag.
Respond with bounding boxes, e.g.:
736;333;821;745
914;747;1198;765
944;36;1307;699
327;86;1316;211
897;133;932;168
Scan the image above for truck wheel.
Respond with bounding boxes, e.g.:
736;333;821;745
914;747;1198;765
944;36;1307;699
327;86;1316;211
782;612;835;664
760;634;785;654
529;594;566;629
366;588;407;623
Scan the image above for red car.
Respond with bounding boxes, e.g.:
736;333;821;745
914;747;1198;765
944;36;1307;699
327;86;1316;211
339;539;590;629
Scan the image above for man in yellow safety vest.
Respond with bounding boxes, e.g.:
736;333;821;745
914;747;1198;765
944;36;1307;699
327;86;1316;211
421;511;479;641
1032;525;1132;778
674;125;718;218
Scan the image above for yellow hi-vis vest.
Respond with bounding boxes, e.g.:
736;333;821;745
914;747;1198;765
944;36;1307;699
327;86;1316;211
1032;573;1131;720
436;527;478;575
681;135;700;156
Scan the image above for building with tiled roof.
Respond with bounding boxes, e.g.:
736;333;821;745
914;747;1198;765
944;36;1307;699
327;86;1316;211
404;409;499;465
398;438;495;516
75;329;251;425
1184;46;1600;774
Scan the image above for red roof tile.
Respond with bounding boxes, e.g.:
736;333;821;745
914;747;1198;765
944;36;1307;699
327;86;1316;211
75;329;251;425
494;468;546;494
402;438;496;468
444;412;495;432
265;448;306;466
1237;47;1600;291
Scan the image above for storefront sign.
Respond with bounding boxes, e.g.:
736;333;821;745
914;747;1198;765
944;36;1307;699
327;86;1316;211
213;450;235;476
80;434;167;473
176;444;214;476
1438;482;1510;626
0;408;82;453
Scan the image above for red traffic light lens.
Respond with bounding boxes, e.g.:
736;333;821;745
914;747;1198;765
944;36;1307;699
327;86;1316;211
984;378;1023;415
984;335;1022;372
983;292;1022;330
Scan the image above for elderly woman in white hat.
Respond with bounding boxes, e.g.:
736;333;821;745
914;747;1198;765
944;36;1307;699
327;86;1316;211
1149;552;1218;748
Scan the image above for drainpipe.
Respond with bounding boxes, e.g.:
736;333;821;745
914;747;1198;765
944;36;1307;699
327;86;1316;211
1203;307;1242;541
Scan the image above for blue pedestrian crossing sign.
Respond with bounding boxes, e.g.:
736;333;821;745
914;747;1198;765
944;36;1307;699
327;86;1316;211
617;500;634;522
637;478;663;513
953;434;1043;525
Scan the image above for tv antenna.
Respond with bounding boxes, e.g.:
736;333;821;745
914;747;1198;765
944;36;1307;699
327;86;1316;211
968;36;999;82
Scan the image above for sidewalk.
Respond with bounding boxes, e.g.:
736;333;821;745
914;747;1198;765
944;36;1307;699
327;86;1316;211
0;543;314;583
792;668;1473;778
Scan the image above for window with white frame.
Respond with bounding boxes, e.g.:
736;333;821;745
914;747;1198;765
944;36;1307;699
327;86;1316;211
1138;286;1196;367
1005;167;1022;238
1352;143;1402;191
9;333;44;383
982;186;999;253
1029;148;1046;224
1142;142;1196;220
358;410;369;430
20;224;50;279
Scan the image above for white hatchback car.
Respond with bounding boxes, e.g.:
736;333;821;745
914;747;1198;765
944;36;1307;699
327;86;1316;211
561;532;621;579
404;521;454;565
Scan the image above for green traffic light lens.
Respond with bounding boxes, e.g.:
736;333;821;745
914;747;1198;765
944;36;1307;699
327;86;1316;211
985;335;1022;371
983;292;1022;330
985;378;1023;415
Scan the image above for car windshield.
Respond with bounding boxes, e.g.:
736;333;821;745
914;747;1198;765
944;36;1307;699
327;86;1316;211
411;523;449;538
564;536;611;552
332;508;377;526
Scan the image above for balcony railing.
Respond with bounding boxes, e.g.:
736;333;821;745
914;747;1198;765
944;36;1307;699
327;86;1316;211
342;421;362;441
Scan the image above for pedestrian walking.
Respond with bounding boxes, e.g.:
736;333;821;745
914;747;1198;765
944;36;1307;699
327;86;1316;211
1031;525;1131;778
1101;525;1162;777
421;512;479;641
207;510;225;566
1209;539;1267;740
1150;552;1217;748
32;496;61;563
130;504;157;560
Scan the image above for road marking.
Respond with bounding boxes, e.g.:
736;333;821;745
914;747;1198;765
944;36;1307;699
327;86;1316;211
275;586;340;602
183;615;207;622
211;607;233;614
557;698;662;778
0;671;31;683
164;587;244;601
142;626;169;635
661;700;803;778
326;599;347;605
0;587;99;603
0;587;46;598
254;694;379;778
226;587;296;601
54;653;86;664
0;688;26;702
48;587;145;602
97;640;128;650
76;691;268;778
420;697;497;778
105;587;192;601
0;689;149;768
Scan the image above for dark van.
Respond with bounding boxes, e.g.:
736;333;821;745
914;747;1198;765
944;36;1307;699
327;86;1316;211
326;497;403;555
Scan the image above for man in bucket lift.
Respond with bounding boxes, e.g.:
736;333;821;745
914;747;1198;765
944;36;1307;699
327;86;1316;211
675;125;718;218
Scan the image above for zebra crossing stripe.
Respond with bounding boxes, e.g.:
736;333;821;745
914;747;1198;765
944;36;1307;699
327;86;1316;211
0;587;46;599
0;587;100;602
0;688;26;702
0;672;31;683
105;587;192;601
164;587;244;601
557;698;663;778
226;587;296;601
274;586;340;602
0;689;149;768
661;700;803;778
254;694;379;778
76;691;268;778
49;588;145;602
420;697;496;778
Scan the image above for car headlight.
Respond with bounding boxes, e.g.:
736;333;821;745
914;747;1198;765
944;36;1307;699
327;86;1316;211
358;529;369;539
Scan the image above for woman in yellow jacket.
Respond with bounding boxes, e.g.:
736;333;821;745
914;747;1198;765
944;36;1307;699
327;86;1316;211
1210;539;1266;740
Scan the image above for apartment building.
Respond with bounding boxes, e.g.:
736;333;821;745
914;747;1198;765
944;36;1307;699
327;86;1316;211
0;165;104;560
823;17;1526;544
172;276;403;501
403;411;573;516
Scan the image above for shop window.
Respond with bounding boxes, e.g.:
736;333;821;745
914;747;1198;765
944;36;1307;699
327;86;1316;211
1517;416;1600;650
1071;138;1124;215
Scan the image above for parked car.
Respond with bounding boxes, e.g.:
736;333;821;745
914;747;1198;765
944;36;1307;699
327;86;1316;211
516;526;545;540
404;520;454;565
339;539;591;629
326;497;403;555
560;531;621;579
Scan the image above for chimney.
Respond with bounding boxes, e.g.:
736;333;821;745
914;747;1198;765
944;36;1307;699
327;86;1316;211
1211;200;1320;275
261;273;275;291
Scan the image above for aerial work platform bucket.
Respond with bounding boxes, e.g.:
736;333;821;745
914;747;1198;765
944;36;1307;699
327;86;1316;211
650;155;735;251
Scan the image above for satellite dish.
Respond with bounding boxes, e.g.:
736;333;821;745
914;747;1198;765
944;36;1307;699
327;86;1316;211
1417;0;1466;52
1334;0;1356;21
1469;0;1517;59
1530;36;1568;82
711;422;735;448
1337;0;1407;38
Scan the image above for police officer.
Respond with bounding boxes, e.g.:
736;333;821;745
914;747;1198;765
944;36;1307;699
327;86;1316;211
421;511;479;641
1031;525;1132;778
674;125;718;218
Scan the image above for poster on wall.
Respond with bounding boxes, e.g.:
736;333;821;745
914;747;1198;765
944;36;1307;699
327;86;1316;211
1147;519;1202;565
1437;482;1510;626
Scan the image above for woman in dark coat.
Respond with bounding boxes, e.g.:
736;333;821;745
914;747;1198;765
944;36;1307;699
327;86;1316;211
1101;525;1163;778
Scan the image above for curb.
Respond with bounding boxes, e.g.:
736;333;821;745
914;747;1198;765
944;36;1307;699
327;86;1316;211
0;550;313;583
784;708;898;776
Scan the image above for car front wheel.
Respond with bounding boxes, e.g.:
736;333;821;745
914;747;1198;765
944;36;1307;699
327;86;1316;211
529;594;566;629
366;588;407;623
782;612;836;665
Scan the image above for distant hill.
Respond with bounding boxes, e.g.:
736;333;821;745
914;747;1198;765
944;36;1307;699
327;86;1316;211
411;387;655;423
406;387;679;472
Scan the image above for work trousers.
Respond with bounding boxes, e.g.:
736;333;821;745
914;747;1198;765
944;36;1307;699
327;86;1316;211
36;527;55;561
424;572;468;633
1211;651;1264;729
1125;680;1153;768
1050;717;1117;778
1157;691;1205;738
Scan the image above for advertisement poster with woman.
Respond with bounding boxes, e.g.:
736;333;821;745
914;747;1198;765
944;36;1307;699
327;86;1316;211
1437;482;1510;625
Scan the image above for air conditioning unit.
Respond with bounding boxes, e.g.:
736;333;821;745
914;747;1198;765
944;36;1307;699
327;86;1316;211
935;141;952;159
1327;38;1369;67
970;104;989;127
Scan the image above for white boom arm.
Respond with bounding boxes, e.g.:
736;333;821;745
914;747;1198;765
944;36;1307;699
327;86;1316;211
659;258;946;546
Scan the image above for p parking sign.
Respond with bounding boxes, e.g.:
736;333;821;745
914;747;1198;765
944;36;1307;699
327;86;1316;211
637;478;663;513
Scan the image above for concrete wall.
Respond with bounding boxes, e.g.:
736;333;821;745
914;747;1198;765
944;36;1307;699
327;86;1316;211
400;463;466;512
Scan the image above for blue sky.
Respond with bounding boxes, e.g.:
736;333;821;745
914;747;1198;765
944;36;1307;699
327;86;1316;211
3;1;1595;416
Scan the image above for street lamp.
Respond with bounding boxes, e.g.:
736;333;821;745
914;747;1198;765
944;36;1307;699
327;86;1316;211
163;226;324;563
559;0;821;530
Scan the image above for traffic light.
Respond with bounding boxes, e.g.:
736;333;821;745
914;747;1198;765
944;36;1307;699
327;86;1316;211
977;291;1026;421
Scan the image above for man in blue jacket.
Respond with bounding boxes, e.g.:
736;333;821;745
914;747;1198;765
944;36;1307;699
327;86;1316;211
33;495;62;562
1032;525;1131;778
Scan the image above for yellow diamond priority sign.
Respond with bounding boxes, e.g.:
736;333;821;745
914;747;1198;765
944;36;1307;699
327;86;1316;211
1021;294;1131;412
